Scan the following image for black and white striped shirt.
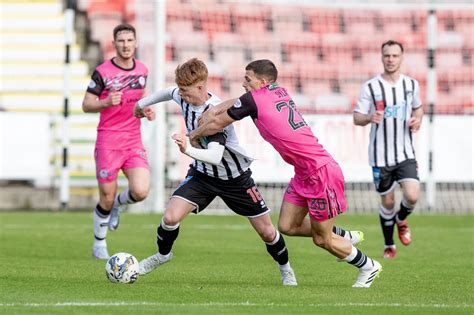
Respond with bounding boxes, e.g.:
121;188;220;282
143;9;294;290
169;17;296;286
355;74;422;167
170;87;253;180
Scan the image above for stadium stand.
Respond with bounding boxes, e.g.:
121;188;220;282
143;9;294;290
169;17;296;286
0;0;101;189
1;0;471;211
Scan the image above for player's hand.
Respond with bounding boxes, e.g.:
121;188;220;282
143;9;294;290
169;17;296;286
408;116;421;132
197;105;217;126
107;91;122;106
172;133;187;153
133;103;145;118
143;106;156;121
371;110;384;124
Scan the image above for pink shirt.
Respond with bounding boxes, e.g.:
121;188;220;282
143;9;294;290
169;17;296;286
87;58;148;150
228;84;334;178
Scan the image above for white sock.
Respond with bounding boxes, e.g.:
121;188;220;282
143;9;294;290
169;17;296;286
278;262;292;271
93;207;109;247
157;252;171;261
343;245;358;262
114;188;136;208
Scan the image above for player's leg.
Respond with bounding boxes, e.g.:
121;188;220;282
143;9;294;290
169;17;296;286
219;170;297;286
279;175;363;244
379;191;397;258
92;147;122;259
109;148;150;231
139;169;215;275
92;180;117;259
395;159;420;246
248;212;297;286
374;165;398;258
139;197;195;275
310;218;382;288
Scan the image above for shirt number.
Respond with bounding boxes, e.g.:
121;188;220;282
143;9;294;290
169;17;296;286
275;100;307;130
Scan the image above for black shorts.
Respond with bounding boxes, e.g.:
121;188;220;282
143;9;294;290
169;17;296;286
372;159;419;194
172;167;270;217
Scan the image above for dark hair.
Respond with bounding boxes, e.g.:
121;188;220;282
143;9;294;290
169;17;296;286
113;23;136;40
245;59;278;83
381;40;404;53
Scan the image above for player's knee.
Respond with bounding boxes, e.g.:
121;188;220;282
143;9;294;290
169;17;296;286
162;212;180;227
382;199;395;210
259;226;277;243
312;234;330;249
278;221;293;236
404;193;418;206
130;188;148;202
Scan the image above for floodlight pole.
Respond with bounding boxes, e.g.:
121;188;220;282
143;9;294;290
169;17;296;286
149;0;167;213
426;9;437;210
60;0;75;210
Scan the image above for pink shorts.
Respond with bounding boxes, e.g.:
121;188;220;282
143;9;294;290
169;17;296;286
95;147;149;183
283;160;347;222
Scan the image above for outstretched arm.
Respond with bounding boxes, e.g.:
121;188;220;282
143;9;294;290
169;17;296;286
133;87;175;118
190;99;237;144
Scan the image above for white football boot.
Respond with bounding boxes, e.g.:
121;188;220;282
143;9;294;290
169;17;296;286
139;252;173;275
352;260;382;288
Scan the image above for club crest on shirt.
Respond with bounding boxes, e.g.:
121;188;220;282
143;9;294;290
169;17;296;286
138;76;146;87
233;99;242;108
88;80;97;89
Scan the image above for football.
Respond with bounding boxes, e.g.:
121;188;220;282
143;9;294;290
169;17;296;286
105;252;140;284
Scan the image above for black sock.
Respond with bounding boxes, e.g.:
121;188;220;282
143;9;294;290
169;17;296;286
95;203;110;216
128;190;137;203
157;222;180;255
396;200;414;221
265;232;289;265
379;207;395;246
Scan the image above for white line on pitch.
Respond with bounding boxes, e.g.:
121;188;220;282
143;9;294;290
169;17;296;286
0;302;472;309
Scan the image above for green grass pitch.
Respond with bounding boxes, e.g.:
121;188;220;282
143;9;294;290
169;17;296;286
0;212;472;314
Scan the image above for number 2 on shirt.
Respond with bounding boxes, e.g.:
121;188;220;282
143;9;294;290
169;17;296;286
275;100;308;130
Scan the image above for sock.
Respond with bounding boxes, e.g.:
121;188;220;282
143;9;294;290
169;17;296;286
379;205;395;246
396;199;415;222
343;245;375;271
93;203;110;247
114;189;137;208
333;226;353;240
265;231;289;265
279;262;292;272
157;218;180;255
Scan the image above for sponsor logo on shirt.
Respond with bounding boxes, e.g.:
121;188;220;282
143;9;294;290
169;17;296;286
374;94;384;111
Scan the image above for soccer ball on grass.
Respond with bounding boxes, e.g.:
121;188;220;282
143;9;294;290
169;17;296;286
105;252;139;284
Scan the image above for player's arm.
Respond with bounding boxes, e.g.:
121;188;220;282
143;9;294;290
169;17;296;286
172;133;225;165
82;70;122;113
190;99;237;142
82;92;115;113
353;84;382;125
408;80;423;132
134;87;175;118
409;106;423;132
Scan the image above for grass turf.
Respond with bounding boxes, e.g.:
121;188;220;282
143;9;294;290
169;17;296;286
0;212;473;314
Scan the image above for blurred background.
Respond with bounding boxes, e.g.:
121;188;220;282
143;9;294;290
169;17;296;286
0;0;472;214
